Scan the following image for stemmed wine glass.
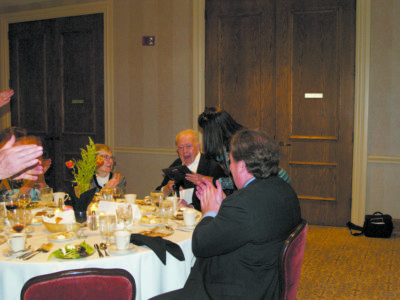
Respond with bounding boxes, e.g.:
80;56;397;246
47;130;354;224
113;187;122;201
18;193;31;236
99;215;116;246
116;204;132;230
74;210;88;238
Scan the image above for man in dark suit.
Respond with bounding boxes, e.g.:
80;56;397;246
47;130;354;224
153;129;302;300
156;129;225;211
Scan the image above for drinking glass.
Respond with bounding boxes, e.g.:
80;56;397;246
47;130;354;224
113;187;122;201
99;215;116;246
74;210;88;238
40;187;54;208
159;199;174;226
116;204;133;230
150;190;164;207
8;209;26;233
5;193;19;212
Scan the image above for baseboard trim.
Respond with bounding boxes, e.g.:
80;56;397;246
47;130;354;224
393;219;400;233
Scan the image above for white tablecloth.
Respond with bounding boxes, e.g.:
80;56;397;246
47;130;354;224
0;222;194;300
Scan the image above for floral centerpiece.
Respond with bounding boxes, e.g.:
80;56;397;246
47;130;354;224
65;137;103;197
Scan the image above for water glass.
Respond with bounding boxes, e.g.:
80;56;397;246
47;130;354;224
99;215;116;246
159;199;174;225
40;187;54;207
116;204;133;230
150;190;164;207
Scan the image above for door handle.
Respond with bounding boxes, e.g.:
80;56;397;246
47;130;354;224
278;141;292;147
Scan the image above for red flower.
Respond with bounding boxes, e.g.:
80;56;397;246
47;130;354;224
96;155;104;165
65;160;74;168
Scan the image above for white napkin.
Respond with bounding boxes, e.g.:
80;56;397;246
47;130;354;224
97;201;117;215
131;204;142;220
42;210;75;224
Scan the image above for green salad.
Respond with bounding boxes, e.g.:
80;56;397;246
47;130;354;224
48;241;95;260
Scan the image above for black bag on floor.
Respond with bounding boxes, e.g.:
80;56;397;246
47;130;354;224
346;212;393;238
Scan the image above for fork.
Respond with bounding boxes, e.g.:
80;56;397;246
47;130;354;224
22;243;54;261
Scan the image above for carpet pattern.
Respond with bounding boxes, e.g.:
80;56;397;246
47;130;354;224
297;225;400;300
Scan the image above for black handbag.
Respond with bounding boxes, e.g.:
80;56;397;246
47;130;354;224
346;212;394;238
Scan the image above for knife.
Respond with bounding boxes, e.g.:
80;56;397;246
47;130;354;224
94;244;104;258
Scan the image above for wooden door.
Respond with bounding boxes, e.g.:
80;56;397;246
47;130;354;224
9;14;104;193
205;0;355;226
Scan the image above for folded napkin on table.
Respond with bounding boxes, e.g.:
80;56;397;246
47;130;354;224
130;233;185;265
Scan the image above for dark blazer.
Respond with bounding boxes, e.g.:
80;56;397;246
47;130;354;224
156;153;225;211
153;176;302;300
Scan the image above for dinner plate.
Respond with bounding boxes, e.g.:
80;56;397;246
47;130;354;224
138;226;174;237
49;243;95;259
7;226;34;234
107;244;137;255
139;215;164;227
47;232;77;242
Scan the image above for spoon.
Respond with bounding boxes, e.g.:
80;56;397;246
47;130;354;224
99;242;110;256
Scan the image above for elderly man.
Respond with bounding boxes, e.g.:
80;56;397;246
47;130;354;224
156;129;225;211
153;129;302;300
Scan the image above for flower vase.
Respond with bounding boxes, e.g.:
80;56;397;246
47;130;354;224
74;183;90;198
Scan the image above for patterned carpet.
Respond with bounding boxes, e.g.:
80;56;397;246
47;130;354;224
297;225;400;300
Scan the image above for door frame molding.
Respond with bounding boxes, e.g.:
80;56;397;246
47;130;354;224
0;0;114;147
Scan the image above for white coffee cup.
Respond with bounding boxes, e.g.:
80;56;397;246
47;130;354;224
167;196;178;211
124;194;137;204
114;230;131;250
183;209;197;227
7;233;26;252
53;192;70;206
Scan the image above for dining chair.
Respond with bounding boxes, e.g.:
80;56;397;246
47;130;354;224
20;268;136;300
278;219;308;300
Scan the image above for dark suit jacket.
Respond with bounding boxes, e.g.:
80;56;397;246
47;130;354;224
153;176;302;300
156;153;225;211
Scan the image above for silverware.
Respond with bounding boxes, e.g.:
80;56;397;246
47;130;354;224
94;244;104;258
99;242;110;256
22;243;53;261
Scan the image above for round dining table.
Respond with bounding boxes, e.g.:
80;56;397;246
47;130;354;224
0;219;195;300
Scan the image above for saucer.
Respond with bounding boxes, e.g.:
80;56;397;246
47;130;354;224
177;225;196;231
3;247;31;257
107;244;137;255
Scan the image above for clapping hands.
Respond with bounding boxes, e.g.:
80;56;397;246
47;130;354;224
195;178;225;214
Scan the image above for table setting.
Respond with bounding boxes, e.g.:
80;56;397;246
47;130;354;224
0;194;196;300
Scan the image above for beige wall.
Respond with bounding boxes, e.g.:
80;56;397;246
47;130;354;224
113;0;194;197
1;0;399;219
367;0;400;216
